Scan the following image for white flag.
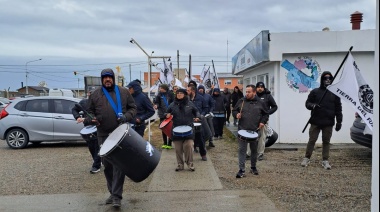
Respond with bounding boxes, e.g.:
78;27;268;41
202;67;212;90
327;52;373;132
162;59;174;87
174;78;184;88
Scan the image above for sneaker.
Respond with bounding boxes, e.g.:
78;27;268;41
90;167;100;174
218;136;223;139
301;158;310;167
209;141;215;147
201;156;207;161
257;153;264;161
161;144;168;149
236;169;246;178
175;164;184;172
189;163;195;171
166;145;173;149
105;195;113;204
214;136;219;140
112;198;121;208
250;167;259;175
322;160;331;170
194;147;199;153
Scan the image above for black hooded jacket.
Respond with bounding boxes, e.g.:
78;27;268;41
305;71;343;126
256;83;278;115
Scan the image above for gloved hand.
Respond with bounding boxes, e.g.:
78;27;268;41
117;114;127;124
335;123;342;131
84;117;100;126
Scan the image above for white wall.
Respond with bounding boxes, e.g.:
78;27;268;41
278;52;375;143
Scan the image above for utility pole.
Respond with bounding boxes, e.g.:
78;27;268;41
177;50;179;79
129;64;132;83
227;39;229;73
130;38;170;142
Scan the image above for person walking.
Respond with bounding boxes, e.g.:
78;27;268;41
153;84;174;149
198;85;216;147
222;87;232;125
232;84;268;178
86;68;137;208
166;88;201;171
127;80;155;137
187;85;209;161
301;71;343;170
71;88;101;174
246;82;278;161
212;88;228;139
231;86;244;126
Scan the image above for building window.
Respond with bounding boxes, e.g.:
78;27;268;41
224;79;232;85
257;74;268;86
252;76;257;85
238;79;243;84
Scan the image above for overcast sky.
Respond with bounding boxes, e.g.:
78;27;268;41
0;0;377;91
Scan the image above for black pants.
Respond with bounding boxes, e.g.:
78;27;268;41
225;106;231;123
194;129;207;157
134;123;146;137
98;136;125;200
213;116;226;137
85;137;101;169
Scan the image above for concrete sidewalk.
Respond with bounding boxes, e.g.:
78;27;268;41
0;120;364;211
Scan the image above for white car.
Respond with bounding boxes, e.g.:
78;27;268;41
0;97;10;110
0;96;84;149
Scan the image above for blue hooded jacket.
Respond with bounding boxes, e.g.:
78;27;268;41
127;81;155;124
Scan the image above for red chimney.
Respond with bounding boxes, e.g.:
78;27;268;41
350;11;363;30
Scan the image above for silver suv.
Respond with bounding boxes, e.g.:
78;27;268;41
0;96;84;149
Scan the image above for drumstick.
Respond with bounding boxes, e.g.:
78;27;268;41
239;100;244;114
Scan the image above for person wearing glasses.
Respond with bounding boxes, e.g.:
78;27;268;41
301;71;343;170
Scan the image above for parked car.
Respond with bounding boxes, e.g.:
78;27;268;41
0;97;10;110
350;113;372;148
0;96;84;149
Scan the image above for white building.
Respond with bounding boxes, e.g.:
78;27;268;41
232;18;375;144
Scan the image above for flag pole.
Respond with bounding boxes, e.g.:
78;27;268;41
302;46;353;133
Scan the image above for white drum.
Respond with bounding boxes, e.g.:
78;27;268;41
237;130;259;142
193;122;202;133
80;125;97;141
173;125;193;137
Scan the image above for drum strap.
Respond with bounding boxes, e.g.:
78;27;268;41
102;86;122;118
162;94;169;108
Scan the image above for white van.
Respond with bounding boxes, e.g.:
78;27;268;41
49;88;74;97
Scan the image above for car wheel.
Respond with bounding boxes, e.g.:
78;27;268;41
6;129;29;149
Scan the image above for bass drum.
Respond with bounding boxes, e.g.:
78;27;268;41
265;127;279;147
99;123;161;182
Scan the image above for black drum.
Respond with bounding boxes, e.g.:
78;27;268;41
80;125;97;141
237;130;259;142
265;127;279;147
99;123;161;183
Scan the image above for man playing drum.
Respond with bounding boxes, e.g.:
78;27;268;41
72;87;101;174
232;84;268;178
86;68;137;208
166;88;201;172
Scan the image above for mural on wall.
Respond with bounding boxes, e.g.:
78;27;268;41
281;56;321;93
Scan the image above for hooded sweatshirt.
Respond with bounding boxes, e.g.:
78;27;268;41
255;82;278;115
128;80;155;124
305;71;343;126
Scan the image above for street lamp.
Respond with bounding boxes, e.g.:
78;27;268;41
130;38;170;142
25;58;42;94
